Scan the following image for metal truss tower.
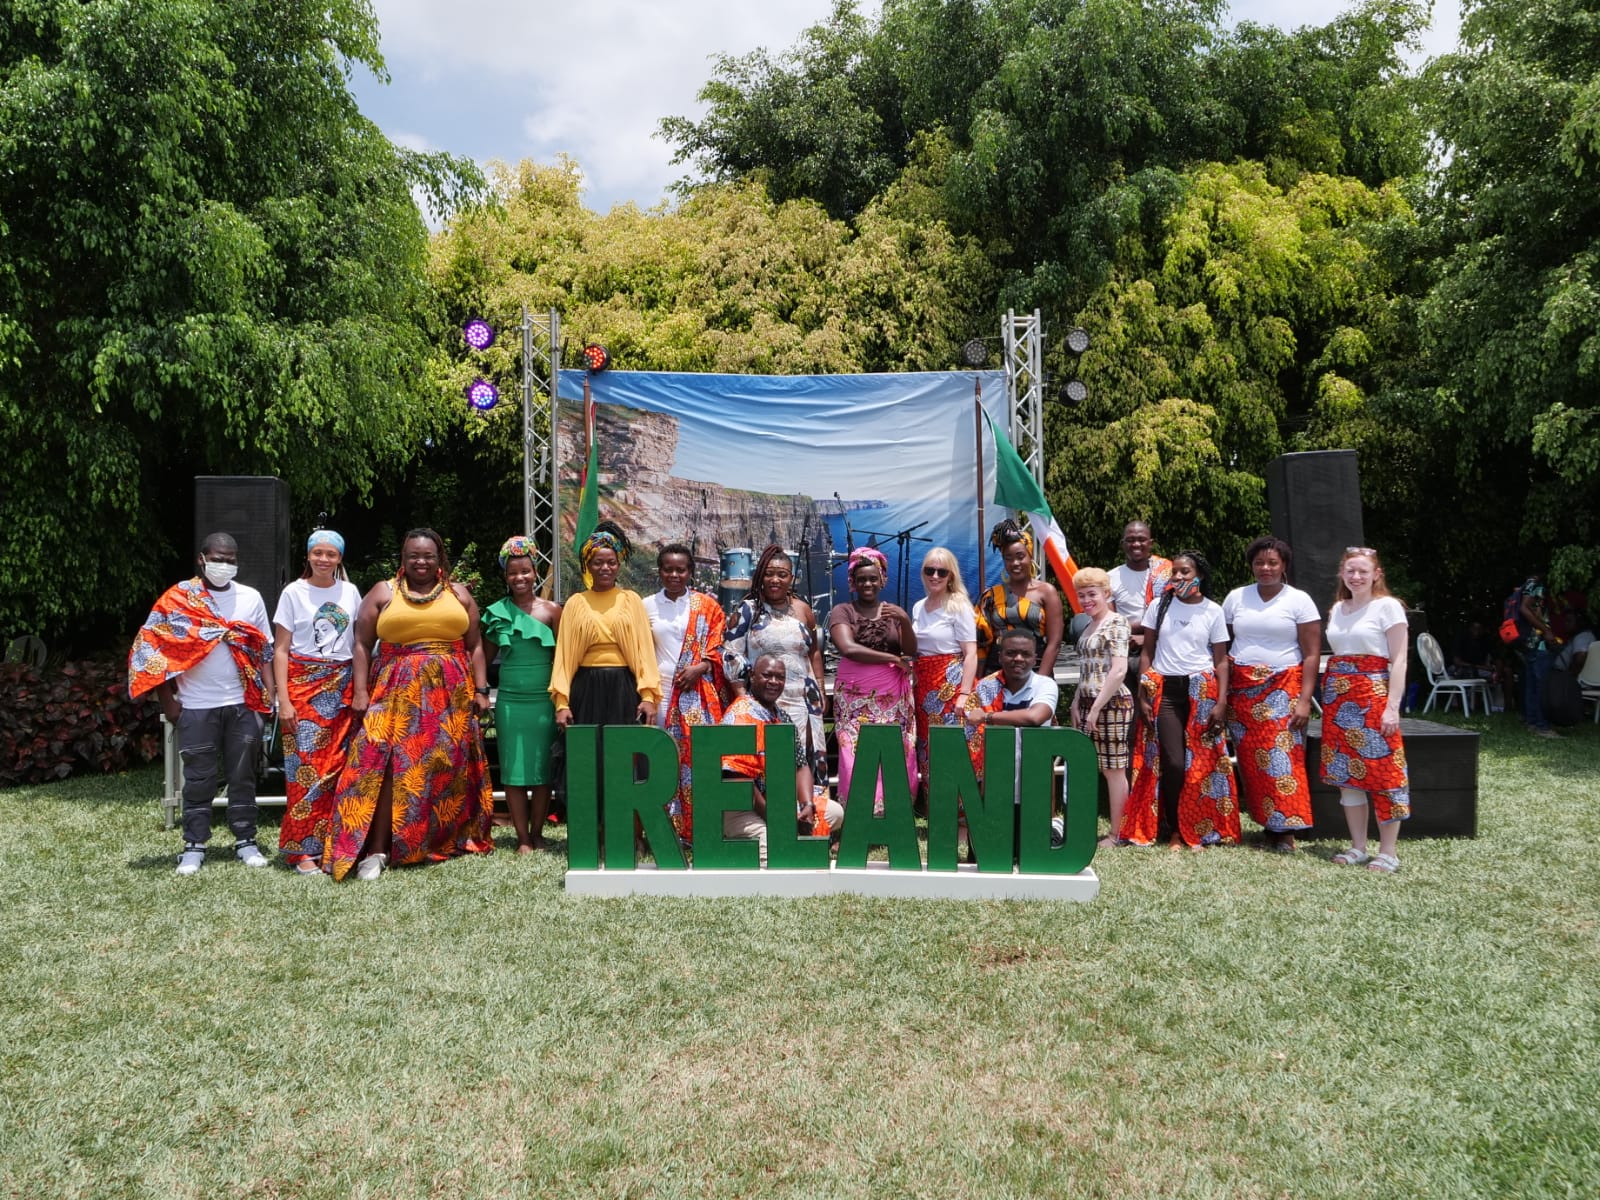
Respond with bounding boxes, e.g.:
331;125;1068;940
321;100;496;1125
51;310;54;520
519;307;561;589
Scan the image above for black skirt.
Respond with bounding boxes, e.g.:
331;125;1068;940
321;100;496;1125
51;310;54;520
570;665;640;727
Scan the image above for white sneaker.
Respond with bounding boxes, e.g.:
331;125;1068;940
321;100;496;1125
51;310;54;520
355;853;388;881
176;847;206;876
234;840;270;868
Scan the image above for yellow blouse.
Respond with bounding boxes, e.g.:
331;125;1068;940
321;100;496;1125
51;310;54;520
549;587;661;710
376;583;470;643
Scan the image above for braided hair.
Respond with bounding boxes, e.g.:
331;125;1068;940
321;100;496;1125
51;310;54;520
989;517;1035;577
750;544;793;621
1151;549;1212;634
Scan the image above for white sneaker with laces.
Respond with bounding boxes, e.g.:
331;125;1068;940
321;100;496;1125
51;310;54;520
176;847;206;876
234;840;270;868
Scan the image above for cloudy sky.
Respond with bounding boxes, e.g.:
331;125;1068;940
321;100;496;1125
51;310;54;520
351;1;1463;215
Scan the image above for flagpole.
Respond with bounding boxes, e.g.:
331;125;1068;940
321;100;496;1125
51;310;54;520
974;375;985;589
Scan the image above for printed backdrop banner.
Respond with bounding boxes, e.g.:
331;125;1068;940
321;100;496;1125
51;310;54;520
554;370;1011;610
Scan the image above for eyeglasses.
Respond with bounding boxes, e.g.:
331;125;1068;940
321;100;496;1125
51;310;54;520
923;566;950;578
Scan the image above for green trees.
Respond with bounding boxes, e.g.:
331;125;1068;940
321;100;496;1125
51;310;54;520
1415;0;1600;593
0;0;478;642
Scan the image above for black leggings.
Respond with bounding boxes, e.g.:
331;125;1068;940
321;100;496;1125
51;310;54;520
1156;675;1192;841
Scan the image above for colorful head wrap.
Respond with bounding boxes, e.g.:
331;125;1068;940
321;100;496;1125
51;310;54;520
307;528;345;554
312;601;351;635
848;546;889;586
498;534;544;572
579;528;628;588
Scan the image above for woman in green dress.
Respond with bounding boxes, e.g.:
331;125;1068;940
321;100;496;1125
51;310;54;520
482;536;563;852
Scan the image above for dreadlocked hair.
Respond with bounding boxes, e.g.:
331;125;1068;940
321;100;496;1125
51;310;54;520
988;517;1028;551
1151;549;1212;634
750;544;792;620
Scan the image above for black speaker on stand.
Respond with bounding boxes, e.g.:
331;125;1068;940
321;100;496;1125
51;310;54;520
1265;451;1363;604
193;476;292;620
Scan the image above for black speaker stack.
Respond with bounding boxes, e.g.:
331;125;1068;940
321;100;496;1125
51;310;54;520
1264;450;1364;605
193;476;292;616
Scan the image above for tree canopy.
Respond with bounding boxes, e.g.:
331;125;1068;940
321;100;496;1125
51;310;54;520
0;0;479;642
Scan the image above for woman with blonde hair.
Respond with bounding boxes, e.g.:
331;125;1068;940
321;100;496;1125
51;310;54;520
911;546;978;789
1321;547;1410;873
1067;566;1133;846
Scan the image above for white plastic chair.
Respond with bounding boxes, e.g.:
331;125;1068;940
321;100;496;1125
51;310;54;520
1417;632;1489;716
1577;652;1600;724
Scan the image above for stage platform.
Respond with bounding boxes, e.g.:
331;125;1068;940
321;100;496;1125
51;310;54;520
1305;716;1479;838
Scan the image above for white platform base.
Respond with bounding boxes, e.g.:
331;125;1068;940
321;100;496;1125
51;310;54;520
564;861;1100;901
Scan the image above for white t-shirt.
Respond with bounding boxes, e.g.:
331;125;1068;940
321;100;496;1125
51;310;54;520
1109;563;1153;631
912;597;977;655
176;583;271;709
643;589;690;727
1555;630;1593;672
273;578;363;660
1325;596;1407;659
1145;598;1228;676
1000;672;1060;803
1223;584;1321;670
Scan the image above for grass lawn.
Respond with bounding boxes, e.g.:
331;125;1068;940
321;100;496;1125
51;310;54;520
2;713;1598;1199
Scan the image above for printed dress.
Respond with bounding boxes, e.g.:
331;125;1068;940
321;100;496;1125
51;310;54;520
326;586;494;880
1122;671;1240;847
828;602;917;815
722;599;828;785
659;591;726;841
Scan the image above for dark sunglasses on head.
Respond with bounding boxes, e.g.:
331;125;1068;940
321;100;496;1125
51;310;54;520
923;566;950;578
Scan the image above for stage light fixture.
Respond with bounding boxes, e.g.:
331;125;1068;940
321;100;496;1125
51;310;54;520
463;318;496;351
1063;379;1088;405
583;342;610;373
1065;327;1091;355
961;338;989;367
466;378;500;410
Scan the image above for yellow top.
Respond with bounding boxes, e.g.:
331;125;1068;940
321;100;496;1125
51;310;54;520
549;587;660;710
376;583;470;643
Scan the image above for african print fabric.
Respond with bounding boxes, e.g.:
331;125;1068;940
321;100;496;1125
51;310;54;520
914;651;966;788
1123;670;1240;846
278;654;354;864
1226;661;1313;833
833;659;916;815
663;591;726;841
327;640;494;880
1319;654;1410;823
128;579;269;711
978;583;1045;668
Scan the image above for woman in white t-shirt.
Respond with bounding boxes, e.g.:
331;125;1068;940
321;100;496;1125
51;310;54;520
271;528;363;874
1321;547;1410;873
1123;551;1239;848
911;546;978;793
1223;536;1323;853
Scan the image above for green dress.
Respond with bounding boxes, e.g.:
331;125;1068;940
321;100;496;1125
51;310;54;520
482;598;557;787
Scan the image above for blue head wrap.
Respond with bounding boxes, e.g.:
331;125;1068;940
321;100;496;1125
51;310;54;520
307;528;345;555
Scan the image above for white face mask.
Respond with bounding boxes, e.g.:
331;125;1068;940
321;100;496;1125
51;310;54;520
202;560;238;587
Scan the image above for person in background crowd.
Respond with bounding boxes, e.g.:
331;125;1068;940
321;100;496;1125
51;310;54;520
978;518;1063;676
1122;550;1239;849
719;654;846;864
327;528;495;881
1554;614;1592;675
481;536;562;853
963;627;1060;866
644;542;725;844
1222;536;1321;853
1108;520;1172;696
1449;618;1508;712
723;546;829;812
1518;572;1563;738
1066;567;1132;848
1322;547;1411;873
829;546;919;815
911;546;978;803
130;532;274;876
272;527;363;874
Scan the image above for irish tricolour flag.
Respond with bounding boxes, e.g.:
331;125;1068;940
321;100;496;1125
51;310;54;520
985;412;1082;613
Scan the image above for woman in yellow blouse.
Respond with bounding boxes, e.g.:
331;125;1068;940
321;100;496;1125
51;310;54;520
551;521;661;733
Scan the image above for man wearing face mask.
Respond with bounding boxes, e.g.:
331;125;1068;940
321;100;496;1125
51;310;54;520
130;532;275;875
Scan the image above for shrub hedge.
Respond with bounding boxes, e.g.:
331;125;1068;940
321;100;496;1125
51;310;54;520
0;660;163;786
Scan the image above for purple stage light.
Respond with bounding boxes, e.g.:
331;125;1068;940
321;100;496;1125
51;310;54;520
463;319;496;351
467;378;499;410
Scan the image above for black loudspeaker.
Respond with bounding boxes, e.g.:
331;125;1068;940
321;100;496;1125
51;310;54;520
1265;451;1363;604
193;476;292;617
